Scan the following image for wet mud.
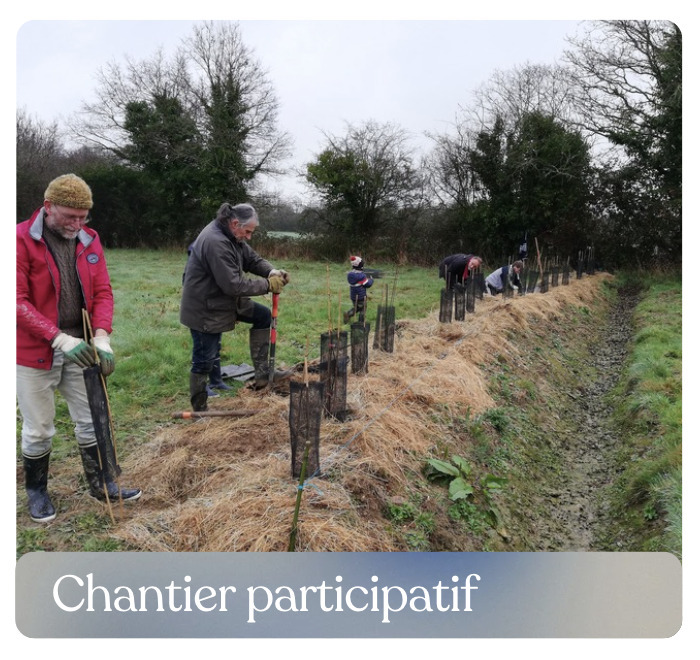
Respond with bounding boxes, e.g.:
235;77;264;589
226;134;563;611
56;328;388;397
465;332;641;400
534;287;640;551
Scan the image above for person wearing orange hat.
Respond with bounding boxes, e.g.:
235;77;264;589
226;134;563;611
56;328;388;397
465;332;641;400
17;174;141;523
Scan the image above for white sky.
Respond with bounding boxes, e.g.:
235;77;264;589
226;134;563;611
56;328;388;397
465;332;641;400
15;19;586;202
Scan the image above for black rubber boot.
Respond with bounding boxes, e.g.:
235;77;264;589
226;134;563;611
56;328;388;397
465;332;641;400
190;371;209;411
209;358;232;391
24;453;56;523
79;445;142;502
249;328;293;389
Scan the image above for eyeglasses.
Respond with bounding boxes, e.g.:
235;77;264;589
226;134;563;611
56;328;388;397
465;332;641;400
52;204;91;226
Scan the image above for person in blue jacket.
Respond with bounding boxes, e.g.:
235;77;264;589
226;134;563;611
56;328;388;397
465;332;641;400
343;255;374;323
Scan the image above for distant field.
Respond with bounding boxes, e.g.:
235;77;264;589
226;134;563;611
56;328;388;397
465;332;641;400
266;230;302;239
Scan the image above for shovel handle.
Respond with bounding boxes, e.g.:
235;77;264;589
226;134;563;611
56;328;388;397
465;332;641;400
268;293;280;386
172;410;258;419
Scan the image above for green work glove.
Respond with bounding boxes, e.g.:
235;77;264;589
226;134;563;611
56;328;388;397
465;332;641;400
51;332;95;368
268;275;285;294
269;268;290;284
92;335;115;376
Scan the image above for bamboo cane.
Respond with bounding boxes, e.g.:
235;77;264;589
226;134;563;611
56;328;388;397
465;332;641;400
288;441;311;552
535;237;545;289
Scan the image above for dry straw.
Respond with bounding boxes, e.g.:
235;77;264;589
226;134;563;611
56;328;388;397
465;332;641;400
110;274;612;552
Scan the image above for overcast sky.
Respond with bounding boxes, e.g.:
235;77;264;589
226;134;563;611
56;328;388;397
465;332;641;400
16;19;587;202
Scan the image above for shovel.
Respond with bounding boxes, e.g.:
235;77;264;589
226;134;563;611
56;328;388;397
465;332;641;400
268;292;279;388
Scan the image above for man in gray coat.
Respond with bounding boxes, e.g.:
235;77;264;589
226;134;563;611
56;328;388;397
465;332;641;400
180;202;289;410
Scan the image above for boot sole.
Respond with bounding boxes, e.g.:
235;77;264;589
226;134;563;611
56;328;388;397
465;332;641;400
30;512;56;523
90;490;143;503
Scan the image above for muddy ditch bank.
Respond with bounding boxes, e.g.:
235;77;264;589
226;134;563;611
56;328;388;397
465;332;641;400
517;285;641;551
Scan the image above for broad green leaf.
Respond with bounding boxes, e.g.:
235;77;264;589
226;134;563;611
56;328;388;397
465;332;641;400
451;455;471;476
449;477;474;501
427;458;460;477
483;475;508;490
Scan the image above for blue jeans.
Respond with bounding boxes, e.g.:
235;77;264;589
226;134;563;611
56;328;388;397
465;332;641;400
190;301;271;374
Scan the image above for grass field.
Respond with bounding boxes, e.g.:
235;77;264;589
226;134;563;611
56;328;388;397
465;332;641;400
88;249;441;441
607;272;683;557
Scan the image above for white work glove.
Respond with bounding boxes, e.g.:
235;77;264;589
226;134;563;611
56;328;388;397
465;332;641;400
51;333;95;368
269;269;290;284
92;335;115;376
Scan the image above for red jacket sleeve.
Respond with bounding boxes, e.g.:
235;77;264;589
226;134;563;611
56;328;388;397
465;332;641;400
16;228;61;343
80;231;114;334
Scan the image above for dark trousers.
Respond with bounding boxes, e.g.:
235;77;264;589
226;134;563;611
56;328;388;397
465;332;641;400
190;302;271;374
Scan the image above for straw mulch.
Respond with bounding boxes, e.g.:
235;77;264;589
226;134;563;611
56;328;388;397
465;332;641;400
110;273;613;552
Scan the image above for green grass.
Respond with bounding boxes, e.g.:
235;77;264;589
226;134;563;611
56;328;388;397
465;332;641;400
608;272;682;558
101;249;442;441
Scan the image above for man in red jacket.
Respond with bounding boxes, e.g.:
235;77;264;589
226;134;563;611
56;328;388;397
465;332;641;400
16;174;141;523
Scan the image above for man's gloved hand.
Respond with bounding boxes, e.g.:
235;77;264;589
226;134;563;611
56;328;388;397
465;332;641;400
92;335;115;376
51;333;95;368
269;269;290;284
268;275;285;294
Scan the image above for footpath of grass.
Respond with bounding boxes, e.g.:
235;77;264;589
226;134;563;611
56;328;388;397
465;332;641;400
606;271;682;558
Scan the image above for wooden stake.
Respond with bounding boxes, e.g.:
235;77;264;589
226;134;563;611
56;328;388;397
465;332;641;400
535;237;545;287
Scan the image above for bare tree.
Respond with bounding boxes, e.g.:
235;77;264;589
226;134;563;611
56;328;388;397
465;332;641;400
427;60;586;212
180;21;292;206
564;21;679;152
306;120;424;245
565;20;681;263
186;22;292;180
426;120;479;209
16;109;64;218
17;109;61;170
467;62;580;134
67;21;291;198
69;48;191;156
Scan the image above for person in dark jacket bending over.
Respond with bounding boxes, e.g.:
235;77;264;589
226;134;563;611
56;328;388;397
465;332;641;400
180;202;290;410
438;253;483;289
17;174;141;523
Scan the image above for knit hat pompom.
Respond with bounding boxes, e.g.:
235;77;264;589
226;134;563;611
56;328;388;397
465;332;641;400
44;174;93;210
350;255;364;268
